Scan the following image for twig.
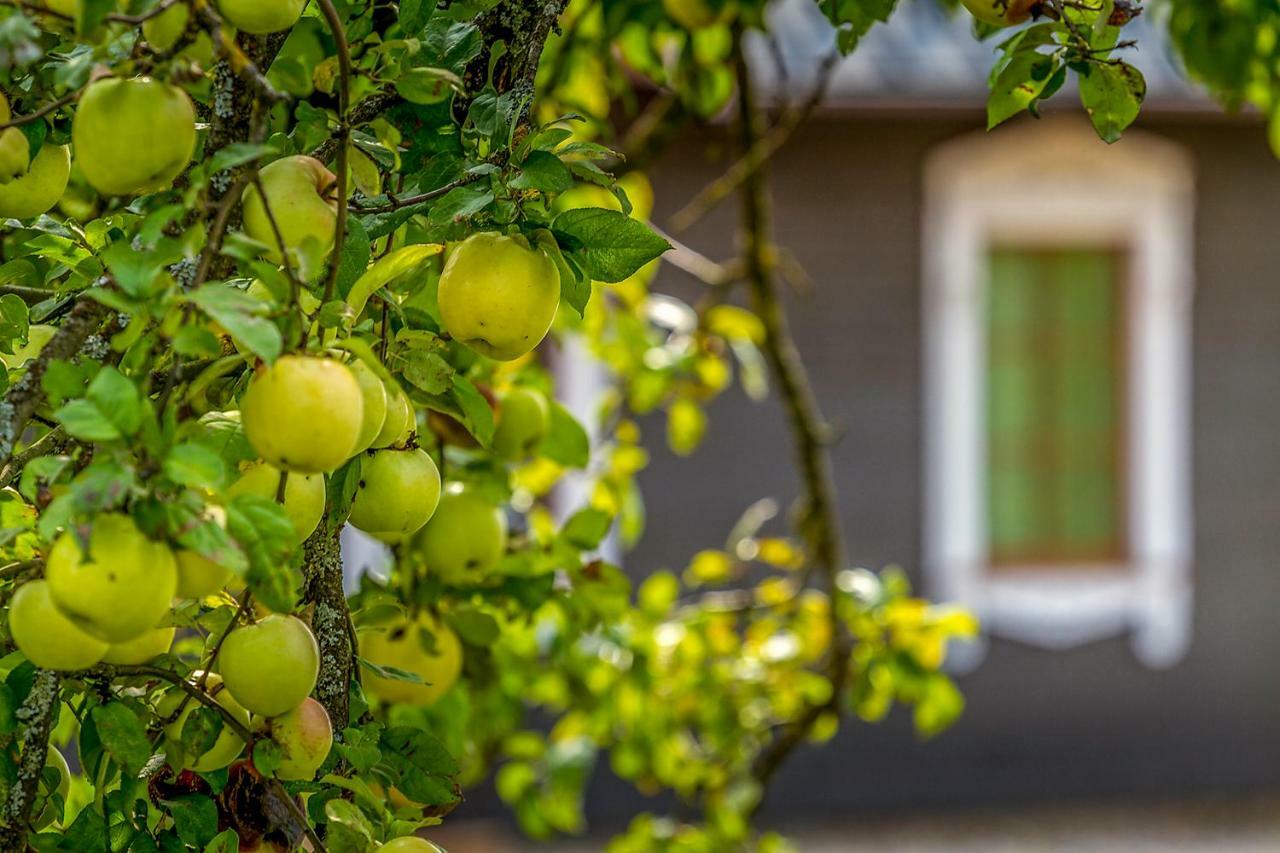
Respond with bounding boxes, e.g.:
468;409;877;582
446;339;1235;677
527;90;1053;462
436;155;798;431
100;664;255;743
347;173;485;214
311;92;401;164
0;426;66;489
0;92;77;132
314;0;352;310
669;48;841;232
648;224;739;287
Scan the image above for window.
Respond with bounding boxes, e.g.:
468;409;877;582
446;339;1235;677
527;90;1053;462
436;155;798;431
986;248;1125;568
922;117;1194;669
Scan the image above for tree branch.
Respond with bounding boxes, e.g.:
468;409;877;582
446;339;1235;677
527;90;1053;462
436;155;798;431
726;28;852;798
0;669;60;849
302;526;352;732
0;296;111;470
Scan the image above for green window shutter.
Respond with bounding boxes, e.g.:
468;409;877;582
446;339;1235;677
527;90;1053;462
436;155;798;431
986;248;1124;565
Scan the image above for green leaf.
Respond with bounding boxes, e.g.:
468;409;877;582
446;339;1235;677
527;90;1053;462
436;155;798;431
552;208;670;283
226;495;299;612
540;402;589;469
334;725;382;773
511;150;574;193
1079;61;1146;143
427;184;494;225
179;705;223;765
378;726;460;806
335;218;372;300
0;294;29;356
561;507;612;550
252;739;283;777
87;367;144;437
53;399;121;442
987;51;1060;129
190;285;283;364
398;0;429;34
204;830;241;853
451;374;495;447
163;444;228;491
446;607;499;645
401;349;453;395
90;702;152;777
396;67;465;105
166;794;219;848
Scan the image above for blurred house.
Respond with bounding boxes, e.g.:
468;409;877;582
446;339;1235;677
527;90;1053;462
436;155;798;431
621;0;1280;826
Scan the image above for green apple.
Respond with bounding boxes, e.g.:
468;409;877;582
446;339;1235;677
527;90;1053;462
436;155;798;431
241;355;364;473
219;614;319;717
32;747;70;830
158;673;249;772
46;513;178;642
380;839;447;853
226;462;325;546
960;0;1035;26
360;612;461;707
0;95;29;184
371;385;414;448
412;483;507;585
259;696;332;781
348;448;441;542
8;580;108;671
493;387;550;460
437;232;560;361
242;155;337;264
662;0;736;29
142;3;189;51
101;623;175;665
72;77;196;196
218;0;305;34
0;143;69;220
348;359;388;454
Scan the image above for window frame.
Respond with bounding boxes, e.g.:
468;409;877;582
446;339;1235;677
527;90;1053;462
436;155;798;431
921;117;1195;669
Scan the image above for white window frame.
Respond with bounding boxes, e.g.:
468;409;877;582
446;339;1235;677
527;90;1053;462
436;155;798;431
921;117;1195;670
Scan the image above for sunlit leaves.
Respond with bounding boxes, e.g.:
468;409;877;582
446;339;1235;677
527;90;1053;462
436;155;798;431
1079;60;1146;143
552;208;671;284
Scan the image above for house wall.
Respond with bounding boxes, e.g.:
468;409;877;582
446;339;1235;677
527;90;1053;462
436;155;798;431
609;112;1280;822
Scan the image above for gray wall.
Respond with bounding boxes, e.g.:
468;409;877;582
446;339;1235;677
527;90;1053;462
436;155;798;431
611;112;1280;821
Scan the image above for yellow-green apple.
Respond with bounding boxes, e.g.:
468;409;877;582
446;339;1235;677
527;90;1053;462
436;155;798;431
218;0;305;34
72;77;196;196
241;155;337;264
662;0;736;29
101;623;175;665
347;448;441;542
0;94;29;183
380;839;447;852
8;580;108;670
437;232;560;361
360;612;461;706
158;673;249;772
259;696;332;781
46;513;178;642
960;0;1036;26
492;387;550;460
241;355;364;473
218;614;319;717
348;359;388;454
175;549;233;600
413;483;507;584
0;143;69;219
174;505;233;598
142;3;189;51
371;385;413;448
226;462;325;546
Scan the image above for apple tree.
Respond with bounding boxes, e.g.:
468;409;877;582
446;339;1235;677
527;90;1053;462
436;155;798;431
0;0;1199;849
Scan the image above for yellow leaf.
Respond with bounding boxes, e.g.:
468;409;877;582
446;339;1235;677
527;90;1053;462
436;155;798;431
685;549;734;584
